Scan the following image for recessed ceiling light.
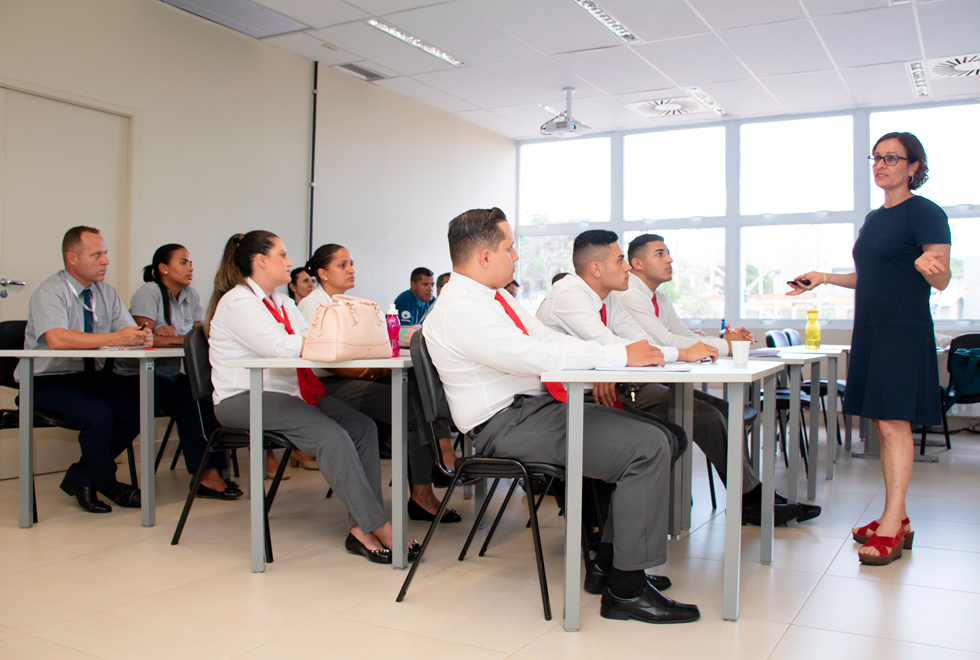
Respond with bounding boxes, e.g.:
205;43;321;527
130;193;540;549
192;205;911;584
907;61;931;97
367;19;464;67
572;0;638;43
686;87;727;117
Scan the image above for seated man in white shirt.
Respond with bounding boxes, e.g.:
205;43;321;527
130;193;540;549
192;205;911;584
614;233;821;524
424;207;699;625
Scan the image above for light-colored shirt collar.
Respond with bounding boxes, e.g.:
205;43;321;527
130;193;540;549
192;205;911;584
628;271;655;299
245;276;287;308
561;273;604;311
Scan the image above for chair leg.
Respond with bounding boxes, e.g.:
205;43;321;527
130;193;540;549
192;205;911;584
32;480;38;524
919;424;928;455
397;474;464;603
461;478;503;560
169;445;182;471
706;456;717;509
265;449;292;510
231;449;240;477
527;475;556;528
942;408;952;450
326;488;333;499
478;478;518;557
172;441;215;545
126;444;138;487
523;466;552;621
155;418;176;473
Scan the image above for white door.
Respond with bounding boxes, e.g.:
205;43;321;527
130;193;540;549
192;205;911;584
0;87;130;479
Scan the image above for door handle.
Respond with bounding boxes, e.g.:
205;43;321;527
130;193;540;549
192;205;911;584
0;279;26;286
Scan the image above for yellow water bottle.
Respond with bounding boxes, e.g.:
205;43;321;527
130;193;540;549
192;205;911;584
805;310;821;350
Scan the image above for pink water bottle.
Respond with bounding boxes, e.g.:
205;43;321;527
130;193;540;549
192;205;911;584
386;304;400;357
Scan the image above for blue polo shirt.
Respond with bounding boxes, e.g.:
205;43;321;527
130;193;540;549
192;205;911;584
393;289;433;326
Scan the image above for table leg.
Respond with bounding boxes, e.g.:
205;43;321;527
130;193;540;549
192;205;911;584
749;381;761;472
681;383;693;532
140;358;156;527
391;368;408;569
723;383;745;621
786;365;801;509
249;368;265;573
668;384;682;537
18;359;35;529
563;382;585;632
761;374;776;566
825;356;838;480
807;360;821;502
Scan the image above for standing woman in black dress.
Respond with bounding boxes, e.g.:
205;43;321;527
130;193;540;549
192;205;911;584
788;132;951;566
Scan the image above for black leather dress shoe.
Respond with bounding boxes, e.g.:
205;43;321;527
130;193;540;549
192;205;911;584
60;476;111;513
773;492;821;522
600;584;700;624
345;533;392;564
583;562;672;594
408;497;462;523
105;484;141;508
743;502;801;526
197;485;243;500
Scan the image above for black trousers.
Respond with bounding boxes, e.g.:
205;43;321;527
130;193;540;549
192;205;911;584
34;371;139;495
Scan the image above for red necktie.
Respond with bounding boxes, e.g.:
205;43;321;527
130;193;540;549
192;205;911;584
494;292;567;402
263;299;327;405
597;303;624;410
652;294;660;318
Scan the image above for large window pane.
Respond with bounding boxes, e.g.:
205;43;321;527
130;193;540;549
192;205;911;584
516;234;575;313
741;224;855;320
518;138;610;225
624;228;726;321
869;105;980;208
939;218;980;321
741;116;853;215
624;127;725;221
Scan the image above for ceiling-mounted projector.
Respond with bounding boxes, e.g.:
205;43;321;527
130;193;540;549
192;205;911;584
540;87;589;138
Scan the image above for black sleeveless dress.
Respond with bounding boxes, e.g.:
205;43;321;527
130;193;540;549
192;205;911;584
843;195;950;425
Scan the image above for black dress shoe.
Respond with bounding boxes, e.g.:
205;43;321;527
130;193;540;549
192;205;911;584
345;533;392;564
223;479;243;495
105;484;141;508
600;584;701;624
197;485;243;500
742;502;801;526
408;497;461;523
583;562;672;594
60;476;111;513
773;492;821;522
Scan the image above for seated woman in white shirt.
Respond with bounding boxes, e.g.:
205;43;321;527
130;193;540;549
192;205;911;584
127;244;241;500
287;267;316;305
297;244;460;523
206;231;417;562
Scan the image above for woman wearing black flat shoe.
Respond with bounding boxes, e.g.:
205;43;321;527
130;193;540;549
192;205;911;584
207;231;416;561
297;244;461;524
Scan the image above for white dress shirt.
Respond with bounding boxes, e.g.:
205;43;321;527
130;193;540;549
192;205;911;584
296;286;332;323
422;273;626;433
612;272;729;357
535;273;680;363
208;278;307;405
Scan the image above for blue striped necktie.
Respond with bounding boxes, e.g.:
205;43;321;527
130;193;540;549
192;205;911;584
80;289;95;372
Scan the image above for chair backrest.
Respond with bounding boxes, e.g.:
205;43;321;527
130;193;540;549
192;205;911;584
948;333;980;373
410;331;453;426
183;325;215;403
783;328;802;346
765;329;789;348
0;320;28;390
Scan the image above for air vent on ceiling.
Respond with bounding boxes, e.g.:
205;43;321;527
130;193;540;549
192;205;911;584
159;0;306;38
929;54;980;78
627;98;704;117
331;63;387;82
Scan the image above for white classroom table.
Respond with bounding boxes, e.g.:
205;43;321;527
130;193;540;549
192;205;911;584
542;359;784;630
0;347;185;528
225;356;412;573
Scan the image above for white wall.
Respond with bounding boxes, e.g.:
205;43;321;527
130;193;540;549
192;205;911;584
312;66;517;307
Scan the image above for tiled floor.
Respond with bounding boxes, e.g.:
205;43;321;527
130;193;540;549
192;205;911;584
2;424;980;659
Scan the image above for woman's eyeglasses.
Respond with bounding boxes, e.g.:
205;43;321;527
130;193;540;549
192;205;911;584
869;154;909;166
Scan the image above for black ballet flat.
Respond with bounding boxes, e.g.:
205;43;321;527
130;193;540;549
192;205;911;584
408;497;462;523
408;540;422;562
345;533;392;564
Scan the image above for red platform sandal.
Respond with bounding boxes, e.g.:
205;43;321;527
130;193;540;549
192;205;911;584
852;517;913;549
858;528;907;566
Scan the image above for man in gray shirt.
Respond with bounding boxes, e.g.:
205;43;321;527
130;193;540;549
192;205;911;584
17;226;151;513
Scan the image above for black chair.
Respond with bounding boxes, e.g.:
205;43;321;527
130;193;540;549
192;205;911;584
171;325;296;563
783;327;846;446
397;331;565;620
764;330;811;474
924;333;980;454
0;319;172;520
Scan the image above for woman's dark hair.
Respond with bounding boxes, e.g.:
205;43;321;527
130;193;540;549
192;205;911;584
142;243;184;327
287;267;308;300
305;244;346;285
873;131;929;191
204;231;278;333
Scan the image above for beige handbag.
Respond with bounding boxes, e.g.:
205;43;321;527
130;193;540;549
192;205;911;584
301;294;392;362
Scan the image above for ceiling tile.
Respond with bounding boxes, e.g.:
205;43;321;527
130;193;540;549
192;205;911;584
569;95;658;131
481;58;604;103
813;6;920;68
343;0;446;14
687;0;805;30
488;104;556;129
930;75;980;99
760;71;855;112
413;67;538;108
381;2;540;66
311;21;457;74
632;34;752;86
453;108;528;138
698;79;785;117
553;47;674;96
614;88;689;106
802;0;887;17
839;62;916;105
597;0;710;42
918;0;980;60
254;0;368;28
463;0;623;55
261;31;359;63
373;76;478;113
719;19;833;77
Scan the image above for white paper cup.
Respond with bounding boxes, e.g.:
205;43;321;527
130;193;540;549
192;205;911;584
731;341;750;367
